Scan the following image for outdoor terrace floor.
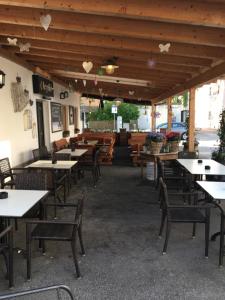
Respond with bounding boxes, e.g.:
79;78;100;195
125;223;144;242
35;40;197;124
0;165;225;299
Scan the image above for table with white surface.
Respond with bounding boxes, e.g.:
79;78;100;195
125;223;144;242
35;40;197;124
197;181;225;265
26;160;77;169
56;149;87;159
197;181;225;200
177;159;225;176
0;189;48;218
26;160;78;192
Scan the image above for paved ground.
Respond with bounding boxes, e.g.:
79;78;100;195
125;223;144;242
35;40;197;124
1;166;225;299
196;129;219;158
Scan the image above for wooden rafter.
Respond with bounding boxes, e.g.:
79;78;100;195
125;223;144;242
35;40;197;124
1;0;225;28
0;5;225;47
0;0;224;102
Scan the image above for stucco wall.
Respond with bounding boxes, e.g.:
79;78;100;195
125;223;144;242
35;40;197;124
0;56;81;167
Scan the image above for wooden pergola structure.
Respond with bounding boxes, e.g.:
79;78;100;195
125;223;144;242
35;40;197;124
0;0;225;151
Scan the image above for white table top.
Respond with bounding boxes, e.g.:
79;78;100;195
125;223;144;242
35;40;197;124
56;149;88;157
0;189;48;217
197;181;225;200
26;160;77;169
177;159;225;175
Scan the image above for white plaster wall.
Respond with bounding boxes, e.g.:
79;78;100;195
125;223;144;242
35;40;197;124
0;56;81;166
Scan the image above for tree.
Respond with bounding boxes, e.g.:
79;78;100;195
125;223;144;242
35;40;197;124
87;101;140;123
212;109;225;162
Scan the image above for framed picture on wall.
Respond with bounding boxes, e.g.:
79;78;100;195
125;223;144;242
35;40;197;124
51;102;63;132
69;105;75;125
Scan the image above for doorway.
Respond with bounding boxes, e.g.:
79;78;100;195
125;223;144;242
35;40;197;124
36;101;45;148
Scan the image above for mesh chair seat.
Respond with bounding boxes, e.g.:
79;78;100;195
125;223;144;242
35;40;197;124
31;223;74;240
169;208;206;222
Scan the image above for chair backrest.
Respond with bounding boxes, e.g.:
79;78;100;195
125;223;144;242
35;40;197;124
72;193;85;237
15;171;47;190
159;177;169;211
178;151;198;159
54;153;71;161
0;157;12;176
32;148;41;161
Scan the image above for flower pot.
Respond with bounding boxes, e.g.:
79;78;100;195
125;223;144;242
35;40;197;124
168;141;179;152
150;141;163;154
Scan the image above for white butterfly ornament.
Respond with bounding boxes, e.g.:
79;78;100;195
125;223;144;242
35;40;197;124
159;43;171;53
18;42;31;52
7;37;17;46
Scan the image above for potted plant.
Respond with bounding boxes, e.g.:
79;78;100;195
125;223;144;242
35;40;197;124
212;109;225;164
145;132;165;154
62;130;70;138
166;131;180;152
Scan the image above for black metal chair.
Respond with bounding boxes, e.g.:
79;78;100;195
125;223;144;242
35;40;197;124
26;194;85;280
0;225;13;288
79;149;100;187
32;146;51;161
0;284;74;300
158;177;210;257
14;171;48;220
0;158;16;189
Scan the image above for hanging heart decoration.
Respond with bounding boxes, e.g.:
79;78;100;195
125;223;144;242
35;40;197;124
129;91;135;96
18;42;31;52
159;43;171;53
40;14;52;31
83;79;86;87
82;61;93;73
7;37;17;46
99;88;103;94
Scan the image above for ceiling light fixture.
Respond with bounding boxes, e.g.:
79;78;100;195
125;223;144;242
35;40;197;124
101;57;119;75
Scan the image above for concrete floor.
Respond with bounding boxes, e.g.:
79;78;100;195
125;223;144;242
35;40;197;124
1;166;225;299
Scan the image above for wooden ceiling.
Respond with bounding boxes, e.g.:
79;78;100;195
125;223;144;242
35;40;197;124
0;0;225;104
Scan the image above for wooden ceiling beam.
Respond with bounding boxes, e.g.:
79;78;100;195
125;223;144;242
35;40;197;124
15;49;201;74
0;5;225;47
28;61;190;85
0;37;212;67
1;0;225;28
153;61;225;102
22;54;193;79
0;23;223;60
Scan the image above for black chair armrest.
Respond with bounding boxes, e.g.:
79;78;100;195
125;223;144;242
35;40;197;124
168;205;211;210
0;226;12;238
26;220;78;225
44;203;78;208
168;191;199;196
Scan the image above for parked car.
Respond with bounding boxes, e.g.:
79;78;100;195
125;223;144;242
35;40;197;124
156;122;187;140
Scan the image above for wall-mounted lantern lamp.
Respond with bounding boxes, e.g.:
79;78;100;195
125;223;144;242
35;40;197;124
0;70;6;88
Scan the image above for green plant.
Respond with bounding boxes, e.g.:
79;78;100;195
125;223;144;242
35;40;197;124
87;101;139;123
212;110;225;162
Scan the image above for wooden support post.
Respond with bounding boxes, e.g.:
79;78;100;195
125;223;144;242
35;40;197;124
167;97;172;131
188;88;195;152
151;104;156;131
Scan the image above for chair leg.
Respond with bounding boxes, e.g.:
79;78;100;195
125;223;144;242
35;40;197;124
26;224;32;280
78;224;85;256
71;238;81;278
192;223;196;238
205;220;210;258
92;169;97;187
14;218;18;231
8;229;14;288
159;211;166;237
219;215;224;266
163;220;171;254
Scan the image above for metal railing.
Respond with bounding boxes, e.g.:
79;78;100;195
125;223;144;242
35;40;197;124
0;285;74;300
